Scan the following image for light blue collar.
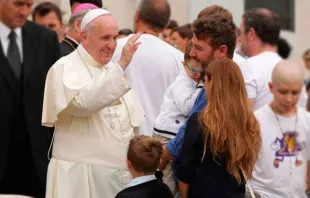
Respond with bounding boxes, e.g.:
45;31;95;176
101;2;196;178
124;174;156;189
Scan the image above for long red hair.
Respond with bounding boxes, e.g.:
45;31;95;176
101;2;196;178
200;58;261;183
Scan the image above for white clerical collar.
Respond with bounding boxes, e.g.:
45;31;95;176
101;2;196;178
66;36;79;45
124;175;156;189
77;44;102;67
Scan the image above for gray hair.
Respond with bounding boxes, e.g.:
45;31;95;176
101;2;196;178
67;9;91;31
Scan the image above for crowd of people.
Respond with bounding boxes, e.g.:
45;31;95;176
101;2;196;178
0;0;310;198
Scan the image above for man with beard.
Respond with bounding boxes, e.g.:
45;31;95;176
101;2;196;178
42;9;145;198
160;5;254;174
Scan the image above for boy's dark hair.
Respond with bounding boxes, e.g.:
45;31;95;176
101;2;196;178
118;28;133;36
70;0;102;8
138;0;171;32
167;19;178;29
277;37;291;59
32;2;62;23
306;81;310;92
243;8;280;45
127;136;163;174
193;14;236;59
172;23;193;40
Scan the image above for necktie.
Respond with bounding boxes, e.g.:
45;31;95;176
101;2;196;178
7;31;21;78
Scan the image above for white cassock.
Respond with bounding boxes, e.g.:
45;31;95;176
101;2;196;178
42;45;145;198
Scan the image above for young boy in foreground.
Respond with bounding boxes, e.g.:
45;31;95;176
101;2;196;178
115;136;173;198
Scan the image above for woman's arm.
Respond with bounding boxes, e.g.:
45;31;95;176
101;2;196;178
175;113;202;197
158;145;174;171
178;180;189;198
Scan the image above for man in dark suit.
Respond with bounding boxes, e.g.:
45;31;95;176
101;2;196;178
0;0;60;197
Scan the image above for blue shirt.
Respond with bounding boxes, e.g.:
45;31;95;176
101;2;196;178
166;88;207;158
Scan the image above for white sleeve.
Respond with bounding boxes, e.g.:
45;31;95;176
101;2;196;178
171;79;202;116
305;112;310;160
64;65;130;117
239;61;257;99
298;86;308;108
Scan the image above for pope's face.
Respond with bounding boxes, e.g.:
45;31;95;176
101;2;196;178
82;15;118;65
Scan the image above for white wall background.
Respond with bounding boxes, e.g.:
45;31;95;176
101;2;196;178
34;0;310;78
188;0;310;79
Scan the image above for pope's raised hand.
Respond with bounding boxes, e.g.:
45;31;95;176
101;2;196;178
118;32;142;70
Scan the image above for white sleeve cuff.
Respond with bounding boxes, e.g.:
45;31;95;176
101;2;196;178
117;64;126;76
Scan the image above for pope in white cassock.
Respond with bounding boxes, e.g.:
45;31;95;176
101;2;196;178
42;9;145;198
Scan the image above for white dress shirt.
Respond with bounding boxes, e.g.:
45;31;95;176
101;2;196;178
0;21;23;61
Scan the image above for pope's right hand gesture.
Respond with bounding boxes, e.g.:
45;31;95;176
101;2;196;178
118;33;142;70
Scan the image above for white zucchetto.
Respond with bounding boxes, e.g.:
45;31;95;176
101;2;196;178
80;8;111;30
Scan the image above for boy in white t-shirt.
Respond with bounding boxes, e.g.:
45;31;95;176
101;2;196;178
251;60;310;198
153;40;203;194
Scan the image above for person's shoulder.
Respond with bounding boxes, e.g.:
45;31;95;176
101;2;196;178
298;107;310;120
247;52;281;66
142;35;183;55
159;40;183;55
114;188;132;198
233;53;245;66
254;105;270;118
24;21;56;38
188;112;200;123
173;74;191;84
117;35;131;46
59;41;71;51
246;52;268;66
49;57;67;71
148;180;174;197
51;51;77;69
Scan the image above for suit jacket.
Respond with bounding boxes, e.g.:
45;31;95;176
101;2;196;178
59;36;79;57
115;179;174;198
0;21;60;184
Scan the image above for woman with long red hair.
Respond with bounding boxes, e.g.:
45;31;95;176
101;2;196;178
176;58;261;198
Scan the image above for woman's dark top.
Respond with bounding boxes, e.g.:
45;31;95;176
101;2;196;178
115;179;173;198
175;113;246;198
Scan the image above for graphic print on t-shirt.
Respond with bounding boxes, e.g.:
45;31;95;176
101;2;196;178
270;131;304;168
